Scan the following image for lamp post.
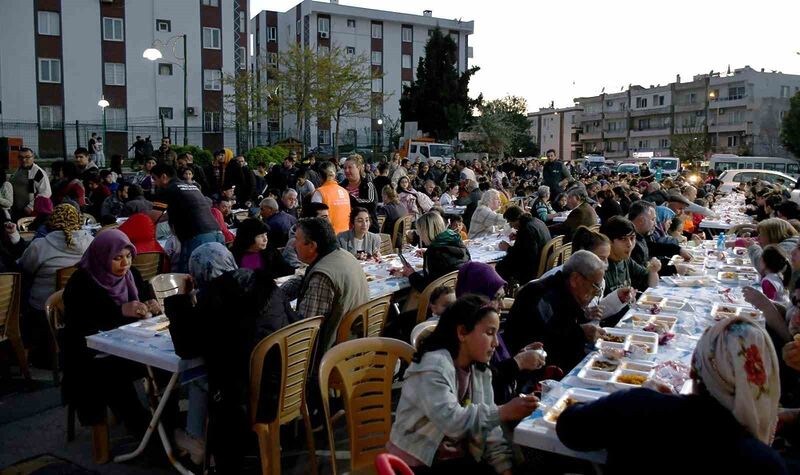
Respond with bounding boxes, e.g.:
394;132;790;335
709;90;719;153
144;34;188;146
375;118;383;158
98;95;109;149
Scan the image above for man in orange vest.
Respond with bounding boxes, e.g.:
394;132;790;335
311;160;351;234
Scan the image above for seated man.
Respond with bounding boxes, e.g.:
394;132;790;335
628;200;691;275
504;250;607;372
215;198;239;229
551;187;599;243
259;197;297;249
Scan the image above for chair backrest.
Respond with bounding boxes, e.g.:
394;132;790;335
415;270;458;324
132;252;163;281
249;316;323;427
336;295;392;344
546;243;572;271
0;273;22;341
410;320;437;349
81;213;97;225
55;266;78;291
374;453;415;475
319;337;415;475
379;233;393;256
535;235;563;278
392;215;414;249
149;273;191;308
18;231;36;242
45;290;65;351
588;224;600;233
16;217;35;232
377;215;386;231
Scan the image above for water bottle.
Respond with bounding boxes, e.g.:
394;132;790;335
716;233;726;252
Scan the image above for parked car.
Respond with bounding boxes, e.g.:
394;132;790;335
617;163;640;175
717;169;796;193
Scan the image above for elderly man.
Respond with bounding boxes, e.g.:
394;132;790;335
280;188;299;218
260;197;297;248
11;147;52;220
311;161;351;234
552;187;599;243
504;250;607;371
215;198;239;229
283;202;329;268
628;200;691;275
287;217;368;352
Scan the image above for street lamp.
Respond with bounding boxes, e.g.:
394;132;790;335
375;118;383;158
708;90;719;153
98;95;109;149
144;34;188;145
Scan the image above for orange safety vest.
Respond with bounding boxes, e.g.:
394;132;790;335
317;181;351;234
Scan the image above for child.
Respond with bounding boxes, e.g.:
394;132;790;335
448;215;468;241
388;295;537;473
759;244;791;303
427;285;455;321
182;167;201;191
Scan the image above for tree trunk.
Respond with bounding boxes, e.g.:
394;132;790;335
334;110;342;161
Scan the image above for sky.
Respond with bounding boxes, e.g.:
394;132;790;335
250;0;800;113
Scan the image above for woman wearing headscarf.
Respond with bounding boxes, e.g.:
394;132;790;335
28;195;54;238
557;316;787;474
164;242;298;473
230;218;294;278
61;230;158;435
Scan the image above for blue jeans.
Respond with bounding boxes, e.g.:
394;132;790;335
176;231;225;272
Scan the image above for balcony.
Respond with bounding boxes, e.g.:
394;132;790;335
708;122;750;134
674;102;706;113
674;81;706;91
604;110;627;119
629;127;670;138
709;95;752;110
579;131;603;141
605;150;628;159
630;105;671;117
673;126;705;135
604;129;626;139
579;112;603;121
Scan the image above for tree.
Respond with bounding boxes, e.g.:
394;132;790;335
380;114;402;152
221;70;271;152
269;43;318;147
781;91;800;158
400;28;481;141
472;95;535;157
670;127;710;168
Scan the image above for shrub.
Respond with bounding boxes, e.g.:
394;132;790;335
245;145;289;168
171;145;213;167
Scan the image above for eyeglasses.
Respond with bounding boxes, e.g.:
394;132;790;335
580;273;603;296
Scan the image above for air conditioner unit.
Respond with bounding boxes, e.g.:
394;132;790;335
100;0;114;3
187;107;197;116
319;31;329;38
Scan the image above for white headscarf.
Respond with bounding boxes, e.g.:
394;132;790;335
692;316;780;444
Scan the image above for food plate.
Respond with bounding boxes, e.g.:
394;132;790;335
119;315;170;338
542;388;608;425
717;271;755;285
596;328;659;355
725;257;751;266
635;294;688;314
662;276;714;288
710;303;763;321
625;313;678;332
732;247;749;256
577;355;656;390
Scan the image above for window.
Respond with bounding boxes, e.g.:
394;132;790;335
401;80;411;91
38;58;61;83
296;20;301;35
781;86;791;98
103;17;124;41
727;136;739;147
605;100;613;107
638;140;650;149
38;11;60;36
268;26;277;41
159;107;173;120
651;95;664;106
659;138;669;148
688;92;696;104
318;129;330;145
237;47;246;69
346;46;355;55
347;19;356;28
204;112;221;132
371;77;382;92
371;51;382;65
731;110;745;124
638;118;650;130
401;54;412;69
239;11;246;33
158;63;173;76
106;108;127;131
268;52;278;66
781;111;787;120
318;17;329;34
635;97;647;108
371;23;382;39
156;19;171;32
402;26;413;42
39;105;62;129
104;62;125;86
202;0;218;6
204;69;222;90
203;27;221;49
428;29;434;37
318;45;329;55
728;86;745;100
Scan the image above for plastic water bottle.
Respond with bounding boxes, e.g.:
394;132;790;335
716;233;726;252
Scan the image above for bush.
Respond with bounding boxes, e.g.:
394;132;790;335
171;145;213;167
245;145;289;168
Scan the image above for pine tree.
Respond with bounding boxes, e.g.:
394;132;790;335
781;91;800;158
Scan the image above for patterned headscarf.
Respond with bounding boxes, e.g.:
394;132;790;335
48;204;82;247
188;242;238;291
692;316;780;444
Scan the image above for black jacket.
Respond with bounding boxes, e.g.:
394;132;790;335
597;199;623;224
632;231;679;276
152;178;219;243
408;241;471;292
496;215;551;285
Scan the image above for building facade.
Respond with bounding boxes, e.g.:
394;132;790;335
0;0;247;158
527;106;582;161
251;0;474;150
573;66;800;160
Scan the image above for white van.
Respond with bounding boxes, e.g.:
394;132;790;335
649;157;680;177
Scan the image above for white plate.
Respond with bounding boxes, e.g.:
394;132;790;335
542;388;608;425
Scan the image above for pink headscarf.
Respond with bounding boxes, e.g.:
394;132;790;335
78;229;139;305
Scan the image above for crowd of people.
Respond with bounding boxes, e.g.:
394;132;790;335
4;141;800;473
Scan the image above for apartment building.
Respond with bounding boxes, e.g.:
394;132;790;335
251;0;474;150
0;0;247;158
573;66;800;160
527;106;582;161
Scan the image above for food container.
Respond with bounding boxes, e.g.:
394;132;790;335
717;271;741;284
596;328;659;355
611;368;652;389
635;293;688;314
710;303;763;322
726;257;751;266
625;313;678;333
542;388;608;425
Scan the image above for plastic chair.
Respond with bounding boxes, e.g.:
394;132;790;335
392;215;414;249
319;337;415;475
336;295;392;344
16;216;35;231
0;273;29;380
44;290;65;385
535;236;563;278
18;231;36;241
374;453;414;475
149;273;191;308
55;265;78;291
81;213;97;225
379;233;393;256
249;316;323;475
546;243;572;272
410;320;437;349
132;252;163;281
377;215;386;231
415;271;457;324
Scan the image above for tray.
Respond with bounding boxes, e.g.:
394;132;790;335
596;328;659;355
625;313;678;333
542;388;608;425
710;303;763;321
119;315;170;338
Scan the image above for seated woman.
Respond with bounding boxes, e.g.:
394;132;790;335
397;176;427;217
395;212;470;293
164;243;298;473
557;316;787;474
118;212;165;254
379;185;408;236
336;206;381;260
61;230;160;436
468;189;507;239
495;205;551;286
230;218;294;279
29;195;54;238
388;295;539;474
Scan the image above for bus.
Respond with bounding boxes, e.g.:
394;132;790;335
709;155;800;178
